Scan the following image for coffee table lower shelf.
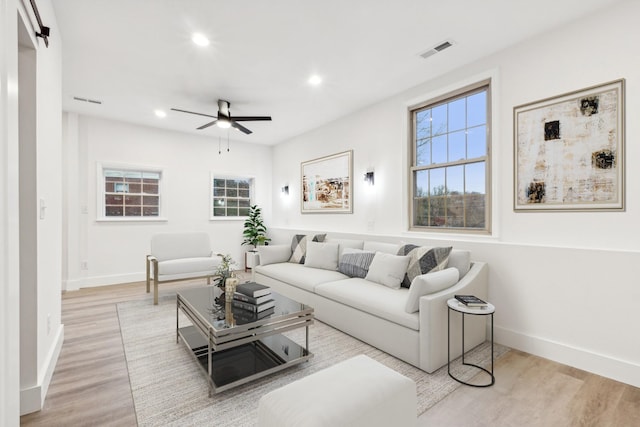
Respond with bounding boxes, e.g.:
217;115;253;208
178;325;313;394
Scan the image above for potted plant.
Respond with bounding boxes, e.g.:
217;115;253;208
242;205;270;248
212;253;239;289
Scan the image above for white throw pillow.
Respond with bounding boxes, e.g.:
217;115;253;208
304;241;340;271
364;252;410;289
404;268;460;313
257;245;292;266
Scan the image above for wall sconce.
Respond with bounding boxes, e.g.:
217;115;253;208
364;171;375;186
281;185;289;195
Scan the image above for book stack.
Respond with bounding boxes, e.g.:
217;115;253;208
454;294;488;308
232;282;275;320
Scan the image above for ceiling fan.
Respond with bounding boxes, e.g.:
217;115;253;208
171;99;272;135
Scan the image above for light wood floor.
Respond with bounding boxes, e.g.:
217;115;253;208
21;280;640;427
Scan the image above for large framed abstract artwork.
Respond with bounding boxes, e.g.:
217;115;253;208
514;79;625;212
301;150;353;214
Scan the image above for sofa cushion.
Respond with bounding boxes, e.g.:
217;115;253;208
315;278;419;330
151;232;212;262
158;257;220;276
257;244;292;266
255;263;348;292
362;241;401;254
404;268;459;313
305;242;339;271
326;238;365;257
289;234;326;264
365;252;410;289
338;249;375;278
397;245;452;288
448;250;471;278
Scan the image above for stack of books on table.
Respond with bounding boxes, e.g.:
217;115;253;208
232;282;275;319
454;294;488;309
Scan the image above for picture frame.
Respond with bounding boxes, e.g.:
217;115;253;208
514;79;625;211
301;150;353;214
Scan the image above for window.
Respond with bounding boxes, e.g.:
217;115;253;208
409;80;490;232
100;166;162;219
211;175;253;218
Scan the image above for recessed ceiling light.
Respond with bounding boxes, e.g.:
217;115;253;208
154;110;167;118
191;33;210;47
308;75;322;86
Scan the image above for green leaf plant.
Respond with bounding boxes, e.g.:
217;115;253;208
242;205;270;248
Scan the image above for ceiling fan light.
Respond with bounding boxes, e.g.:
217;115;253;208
216;119;231;129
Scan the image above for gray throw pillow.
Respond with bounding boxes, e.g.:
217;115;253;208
338;249;376;278
397;245;452;288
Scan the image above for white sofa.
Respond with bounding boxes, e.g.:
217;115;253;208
146;232;222;304
254;236;488;373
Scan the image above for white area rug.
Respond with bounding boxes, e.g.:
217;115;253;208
118;295;507;426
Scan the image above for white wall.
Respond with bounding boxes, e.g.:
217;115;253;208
1;0;22;423
270;1;640;387
32;0;64;414
63;115;273;289
1;0;63;422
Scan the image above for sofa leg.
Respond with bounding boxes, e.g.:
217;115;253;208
146;276;150;293
154;281;159;305
207;276;211;285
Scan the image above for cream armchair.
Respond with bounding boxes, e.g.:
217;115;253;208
146;232;222;304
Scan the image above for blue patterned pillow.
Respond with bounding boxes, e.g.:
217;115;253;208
338;249;376;278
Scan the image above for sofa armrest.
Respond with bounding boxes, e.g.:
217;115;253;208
417;261;488;372
256;244;292;266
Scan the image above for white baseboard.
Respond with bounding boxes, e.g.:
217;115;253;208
495;325;640;388
20;324;65;415
64;272;145;291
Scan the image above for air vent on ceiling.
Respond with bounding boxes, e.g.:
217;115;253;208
73;96;102;105
419;39;455;59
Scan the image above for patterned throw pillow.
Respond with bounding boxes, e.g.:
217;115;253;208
338;249;376;278
289;234;326;264
396;245;452;288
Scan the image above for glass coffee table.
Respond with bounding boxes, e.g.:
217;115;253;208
176;286;314;395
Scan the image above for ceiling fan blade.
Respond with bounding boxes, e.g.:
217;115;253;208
171;108;217;119
231;121;252;134
197;120;218;130
231;116;272;122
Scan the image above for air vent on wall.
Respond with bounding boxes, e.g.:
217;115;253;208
73;96;102;105
419;39;455;59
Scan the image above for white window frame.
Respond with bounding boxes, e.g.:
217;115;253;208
210;173;255;220
408;78;492;234
96;162;167;222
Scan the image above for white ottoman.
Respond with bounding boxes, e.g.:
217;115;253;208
257;355;417;427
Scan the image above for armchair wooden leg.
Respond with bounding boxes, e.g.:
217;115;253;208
152;261;159;304
146;259;150;293
207;276;211;285
154;281;159;305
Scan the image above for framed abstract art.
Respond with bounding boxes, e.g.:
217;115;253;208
514;79;625;211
